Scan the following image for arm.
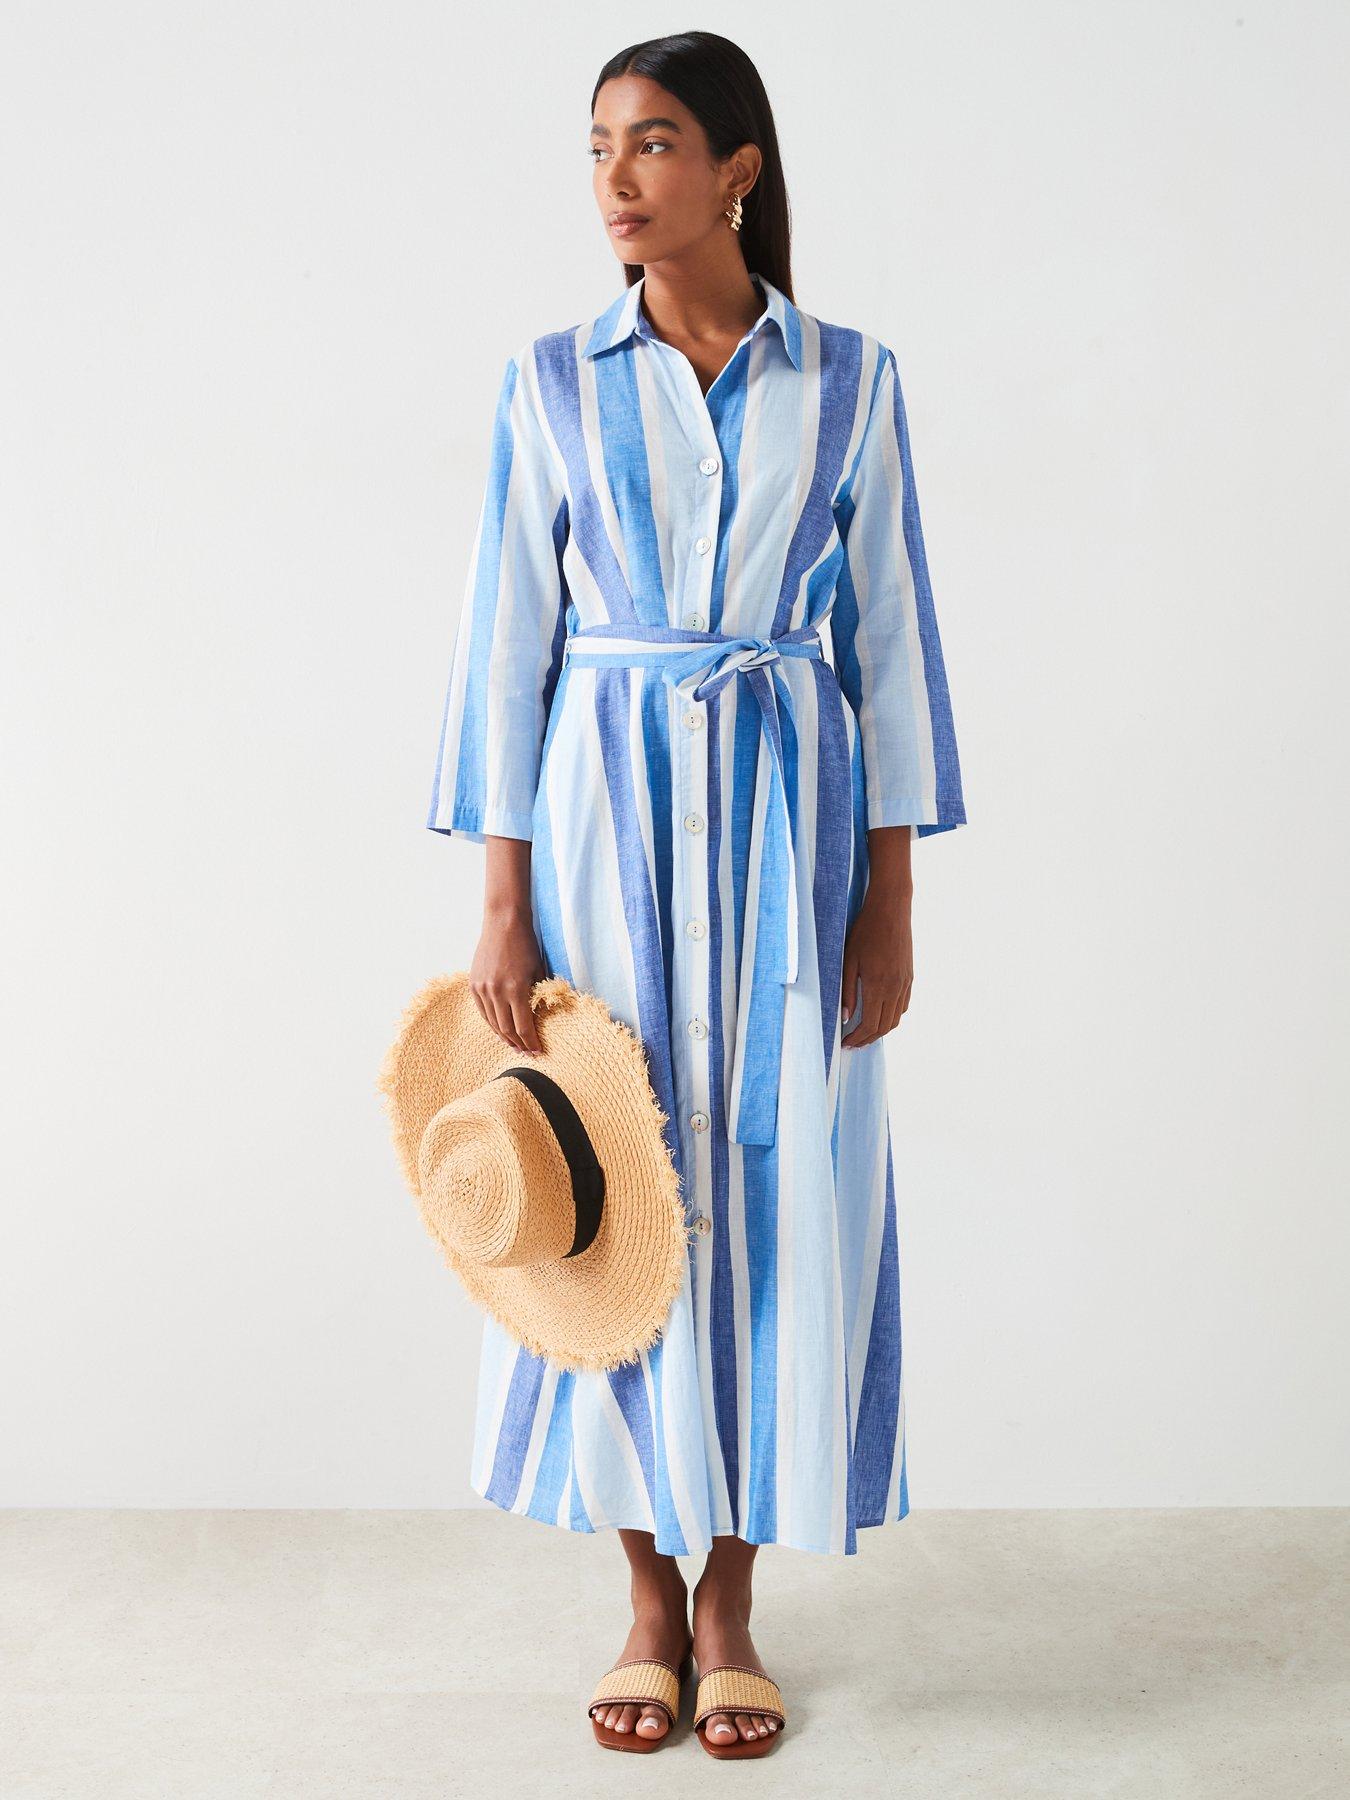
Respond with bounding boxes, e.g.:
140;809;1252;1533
478;834;545;1054
426;347;570;1052
841;825;914;1047
831;342;966;1046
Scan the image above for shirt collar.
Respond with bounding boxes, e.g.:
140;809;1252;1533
581;270;803;371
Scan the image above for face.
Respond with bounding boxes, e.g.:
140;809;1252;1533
590;74;760;266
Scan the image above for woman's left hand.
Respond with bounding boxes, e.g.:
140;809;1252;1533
840;870;914;1048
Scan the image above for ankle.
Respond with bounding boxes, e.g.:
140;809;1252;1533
630;1566;688;1620
691;1571;752;1623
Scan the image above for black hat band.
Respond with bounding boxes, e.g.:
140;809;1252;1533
492;1066;606;1257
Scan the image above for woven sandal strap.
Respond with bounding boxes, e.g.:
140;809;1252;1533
587;1657;681;1721
693;1665;786;1727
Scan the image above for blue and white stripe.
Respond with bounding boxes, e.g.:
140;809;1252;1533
428;271;963;1554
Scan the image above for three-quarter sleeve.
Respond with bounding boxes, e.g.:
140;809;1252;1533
426;349;570;844
831;343;966;838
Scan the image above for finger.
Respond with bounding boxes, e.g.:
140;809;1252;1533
843;982;886;1045
483;987;526;1051
862;987;894;1043
471;985;506;1044
841;971;863;1044
849;985;890;1047
840;954;858;1025
509;988;543;1054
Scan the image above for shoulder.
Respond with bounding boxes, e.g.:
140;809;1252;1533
487;329;587;434
795;300;897;385
801;310;899;436
507;323;591;378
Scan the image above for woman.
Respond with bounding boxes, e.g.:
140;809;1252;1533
426;31;966;1756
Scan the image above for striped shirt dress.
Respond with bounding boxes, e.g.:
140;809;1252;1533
427;270;966;1555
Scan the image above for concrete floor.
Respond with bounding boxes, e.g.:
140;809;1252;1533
1;1508;1346;1798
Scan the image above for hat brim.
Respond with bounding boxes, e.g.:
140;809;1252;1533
376;972;691;1372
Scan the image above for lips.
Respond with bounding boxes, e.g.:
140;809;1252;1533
609;213;650;236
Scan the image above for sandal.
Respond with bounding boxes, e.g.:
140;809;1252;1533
587;1651;692;1753
692;1662;787;1759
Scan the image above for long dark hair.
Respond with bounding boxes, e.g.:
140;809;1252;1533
591;32;793;302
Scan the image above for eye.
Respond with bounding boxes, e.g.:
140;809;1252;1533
587;138;671;161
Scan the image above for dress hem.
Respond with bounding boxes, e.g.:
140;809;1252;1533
468;1475;911;1558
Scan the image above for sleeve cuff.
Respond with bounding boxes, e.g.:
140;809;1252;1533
426;803;536;844
865;797;967;835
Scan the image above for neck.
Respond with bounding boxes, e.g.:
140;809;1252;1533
636;261;762;347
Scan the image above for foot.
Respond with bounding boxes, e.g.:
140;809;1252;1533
691;1569;780;1747
588;1565;692;1744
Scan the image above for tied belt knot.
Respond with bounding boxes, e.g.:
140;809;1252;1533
561;620;830;1148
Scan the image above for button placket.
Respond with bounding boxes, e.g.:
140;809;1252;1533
679;437;721;1243
686;438;721;627
678;653;713;1234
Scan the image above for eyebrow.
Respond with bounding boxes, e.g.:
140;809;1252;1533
589;116;684;139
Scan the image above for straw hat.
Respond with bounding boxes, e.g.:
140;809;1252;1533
376;971;691;1372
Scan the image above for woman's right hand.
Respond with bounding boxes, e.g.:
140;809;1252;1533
472;836;546;1054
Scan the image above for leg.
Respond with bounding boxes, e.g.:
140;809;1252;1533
588;1528;692;1742
691;1535;780;1745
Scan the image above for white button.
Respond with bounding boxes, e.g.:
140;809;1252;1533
693;1212;712;1234
690;1112;710;1133
684;611;706;630
695;535;712;554
699;456;719;475
683;812;705;834
687;1016;708;1039
685;918;707;939
682;709;703;730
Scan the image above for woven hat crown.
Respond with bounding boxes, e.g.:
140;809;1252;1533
418;1075;577;1269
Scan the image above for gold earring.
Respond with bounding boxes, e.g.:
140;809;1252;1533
725;192;743;232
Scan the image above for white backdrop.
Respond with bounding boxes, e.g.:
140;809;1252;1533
3;1;1347;1511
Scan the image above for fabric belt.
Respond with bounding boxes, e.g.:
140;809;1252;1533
561;621;829;1148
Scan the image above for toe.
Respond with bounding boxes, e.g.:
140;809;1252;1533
705;1711;737;1744
735;1712;761;1740
635;1705;668;1739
